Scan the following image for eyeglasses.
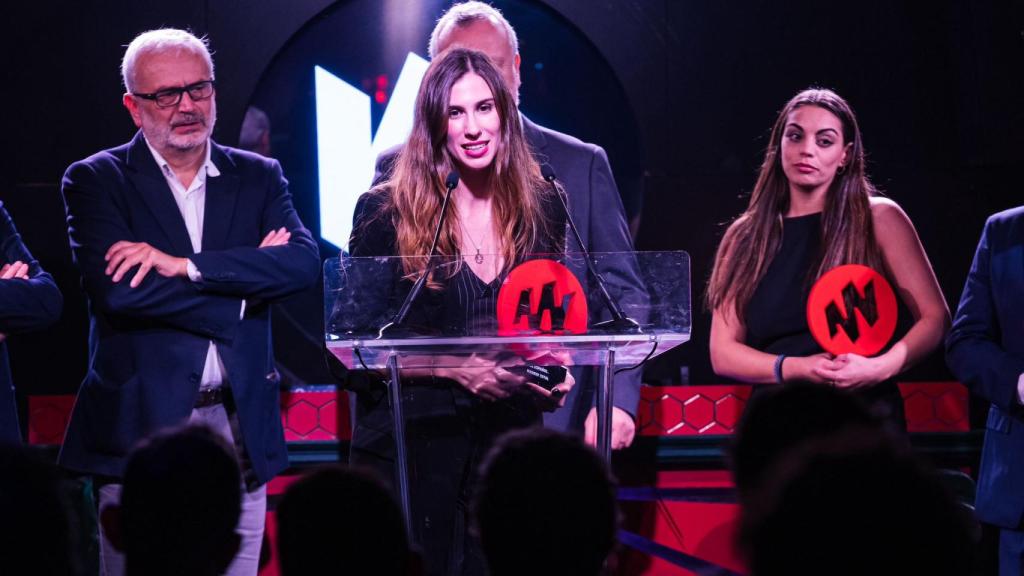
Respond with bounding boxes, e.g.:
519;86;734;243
133;80;215;108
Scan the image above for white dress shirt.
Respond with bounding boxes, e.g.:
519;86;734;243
144;138;233;390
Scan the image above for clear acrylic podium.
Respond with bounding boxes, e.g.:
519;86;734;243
324;251;690;535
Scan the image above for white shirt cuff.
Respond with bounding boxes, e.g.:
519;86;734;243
1017;373;1024;405
186;259;201;282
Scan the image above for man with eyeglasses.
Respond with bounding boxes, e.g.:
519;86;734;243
58;28;319;576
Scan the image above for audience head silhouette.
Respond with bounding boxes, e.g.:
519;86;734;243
730;383;883;505
473;428;617;576
276;465;415;576
101;424;242;576
738;426;974;576
0;444;77;575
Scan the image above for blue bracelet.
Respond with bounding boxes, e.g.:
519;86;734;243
773;354;787;384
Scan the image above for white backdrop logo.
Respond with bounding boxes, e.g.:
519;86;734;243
314;53;429;248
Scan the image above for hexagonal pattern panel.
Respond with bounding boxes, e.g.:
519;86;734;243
653;394;684;433
640;386;753;436
898;382;968;432
715;394;746;432
683;395;714;433
285;399;318;437
319;399;339;436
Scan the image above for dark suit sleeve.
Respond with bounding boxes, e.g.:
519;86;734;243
189;159;320;301
587;146;646;417
62;159;243;342
946;215;1024;412
0;203;62;333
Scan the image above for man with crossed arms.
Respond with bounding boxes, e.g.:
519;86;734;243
59;29;319;576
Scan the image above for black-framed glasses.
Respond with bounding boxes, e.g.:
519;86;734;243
133;80;215;108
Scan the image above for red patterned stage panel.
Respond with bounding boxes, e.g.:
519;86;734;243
897;382;969;432
26;389;352;446
637;382;968;436
638;385;753;436
27;383;967;445
279;389;350;442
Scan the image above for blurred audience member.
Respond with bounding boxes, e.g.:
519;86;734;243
275;465;417;576
729;382;885;506
100;425;242;576
738;427;974;576
0;444;77;575
473;428;617;576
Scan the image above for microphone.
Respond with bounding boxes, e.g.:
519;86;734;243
541;164;639;333
377;171;460;338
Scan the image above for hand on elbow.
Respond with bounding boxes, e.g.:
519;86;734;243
0;261;29;280
105;241;187;288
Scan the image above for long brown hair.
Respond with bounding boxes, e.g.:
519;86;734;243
358;48;554;281
707;88;884;318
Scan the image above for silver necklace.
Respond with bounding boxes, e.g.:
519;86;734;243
461;221;488;265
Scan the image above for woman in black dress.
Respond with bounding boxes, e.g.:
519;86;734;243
706;88;948;421
345;48;574;576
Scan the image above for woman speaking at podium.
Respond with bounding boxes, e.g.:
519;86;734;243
344;48;574;575
706;88;949;425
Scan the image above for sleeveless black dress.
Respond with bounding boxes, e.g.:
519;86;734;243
743;212;906;427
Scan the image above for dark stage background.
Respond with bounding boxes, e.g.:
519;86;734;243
5;1;1023;429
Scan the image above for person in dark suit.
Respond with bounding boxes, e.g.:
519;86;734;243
947;206;1024;576
375;1;641;449
59;28;319;576
0;202;62;444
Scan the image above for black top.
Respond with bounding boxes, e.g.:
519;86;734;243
743;212;905;425
744;212;822;355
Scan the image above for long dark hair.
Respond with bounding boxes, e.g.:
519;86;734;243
359;47;553;280
707;88;884;318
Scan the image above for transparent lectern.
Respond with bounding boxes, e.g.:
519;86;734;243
324;251;690;534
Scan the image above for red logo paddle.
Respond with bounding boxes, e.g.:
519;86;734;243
496;259;588;336
806;264;897;356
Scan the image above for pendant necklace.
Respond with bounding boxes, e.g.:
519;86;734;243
461;221;488;265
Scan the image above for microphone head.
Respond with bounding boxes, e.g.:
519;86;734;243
445;171;460;190
540;164;557;183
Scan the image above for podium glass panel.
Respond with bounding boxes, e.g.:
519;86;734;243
326;251;690;365
323;251;690;538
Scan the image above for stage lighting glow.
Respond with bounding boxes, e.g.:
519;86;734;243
314;53;429;249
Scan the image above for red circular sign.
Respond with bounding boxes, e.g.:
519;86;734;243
806;264;897;356
496;259;588;335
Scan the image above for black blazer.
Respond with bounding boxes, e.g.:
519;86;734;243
0;203;62;444
947;206;1024;528
59;132;320;483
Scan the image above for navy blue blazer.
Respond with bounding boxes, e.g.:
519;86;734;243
0;202;62;444
59;132;319;484
947;206;1024;529
374;115;644;432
